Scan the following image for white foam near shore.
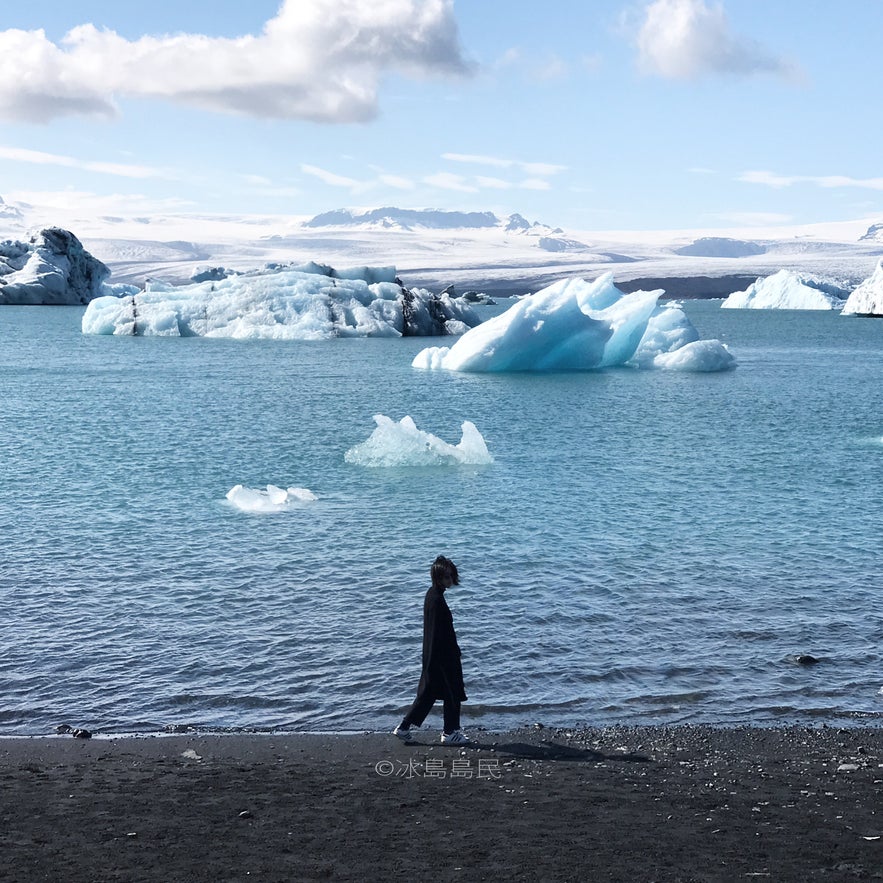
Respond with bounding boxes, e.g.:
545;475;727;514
344;415;493;467
226;484;318;513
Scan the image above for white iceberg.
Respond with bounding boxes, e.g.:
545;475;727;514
652;339;737;372
721;269;848;310
226;484;318;513
841;260;883;316
344;415;493;467
82;263;480;339
411;273;734;373
0;228;125;305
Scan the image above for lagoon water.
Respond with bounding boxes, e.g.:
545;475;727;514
2;300;883;735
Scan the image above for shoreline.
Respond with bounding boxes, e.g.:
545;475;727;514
4;724;883;881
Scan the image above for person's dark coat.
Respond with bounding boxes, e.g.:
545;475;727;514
415;585;467;702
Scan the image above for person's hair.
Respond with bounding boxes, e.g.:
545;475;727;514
431;555;459;589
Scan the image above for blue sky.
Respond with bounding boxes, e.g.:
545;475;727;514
0;0;881;232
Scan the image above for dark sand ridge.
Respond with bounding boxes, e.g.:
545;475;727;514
3;724;883;881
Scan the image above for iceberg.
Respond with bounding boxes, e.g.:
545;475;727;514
0;228;119;305
411;273;734;373
344;415;493;467
226;484;317;513
652;339;737;372
721;269;848;310
841;260;883;316
82;263;481;339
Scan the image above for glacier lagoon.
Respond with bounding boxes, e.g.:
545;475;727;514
2;300;883;735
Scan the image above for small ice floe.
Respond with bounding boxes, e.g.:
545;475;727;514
344;414;493;467
225;484;318;513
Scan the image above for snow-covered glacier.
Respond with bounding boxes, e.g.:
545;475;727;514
841;259;883;316
411;273;735;373
82;262;480;339
721;269;848;310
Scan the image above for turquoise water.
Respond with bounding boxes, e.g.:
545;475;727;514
2;301;883;735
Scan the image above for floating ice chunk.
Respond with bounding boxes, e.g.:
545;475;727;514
0;228;110;305
411;273;733;373
652;339;736;372
226;484;318;513
841;259;883;316
631;303;700;366
344;415;493;467
721;269;847;310
82;264;480;340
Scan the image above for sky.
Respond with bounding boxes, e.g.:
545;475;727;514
0;0;881;233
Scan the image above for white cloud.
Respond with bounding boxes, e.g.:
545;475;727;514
533;55;568;81
494;47;521;69
7;188;195;215
475;176;512;190
0;0;470;124
378;173;415;190
492;46;597;82
442;153;567;176
300;164;362;188
741;170;883;191
635;0;794;80
422;172;478;193
0;144;171;178
519;178;552;191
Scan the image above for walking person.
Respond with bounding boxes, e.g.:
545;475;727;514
394;555;471;744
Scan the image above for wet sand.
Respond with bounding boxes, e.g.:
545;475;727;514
2;724;882;882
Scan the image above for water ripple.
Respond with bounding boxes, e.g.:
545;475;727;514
3;304;883;732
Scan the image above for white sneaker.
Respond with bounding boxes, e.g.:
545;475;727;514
440;730;471;745
393;725;415;742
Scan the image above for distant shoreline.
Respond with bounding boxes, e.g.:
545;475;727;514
5;724;883;881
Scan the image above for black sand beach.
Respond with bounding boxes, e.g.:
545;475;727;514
3;724;883;881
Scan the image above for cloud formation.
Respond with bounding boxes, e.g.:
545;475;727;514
0;0;470;124
636;0;793;80
741;170;883;191
0;145;170;178
442;153;567;177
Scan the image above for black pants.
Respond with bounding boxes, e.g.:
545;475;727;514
401;692;461;733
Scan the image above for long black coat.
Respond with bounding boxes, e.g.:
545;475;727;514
415;585;467;702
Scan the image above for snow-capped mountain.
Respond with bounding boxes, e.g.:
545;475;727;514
2;194;882;299
0;195;25;230
304;207;500;230
859;222;883;243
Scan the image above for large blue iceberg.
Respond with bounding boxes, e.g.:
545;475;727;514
412;273;735;373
